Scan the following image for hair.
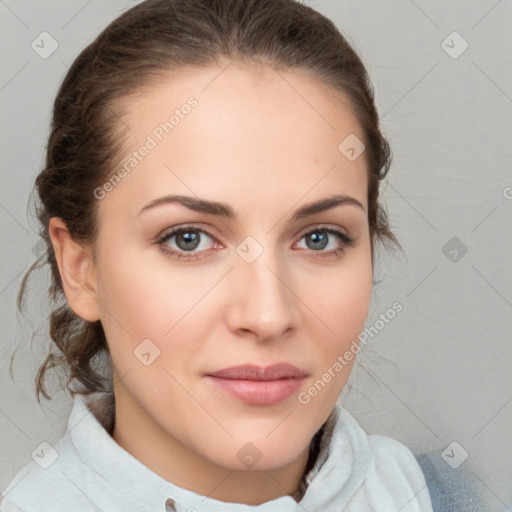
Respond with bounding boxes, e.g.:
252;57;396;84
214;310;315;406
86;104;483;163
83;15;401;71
13;0;400;406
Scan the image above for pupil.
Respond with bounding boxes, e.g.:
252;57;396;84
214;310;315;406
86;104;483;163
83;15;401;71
309;232;327;250
177;231;200;251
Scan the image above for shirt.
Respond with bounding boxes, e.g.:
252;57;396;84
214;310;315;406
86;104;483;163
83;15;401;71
1;391;433;511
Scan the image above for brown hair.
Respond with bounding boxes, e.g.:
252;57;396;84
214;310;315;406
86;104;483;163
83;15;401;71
14;0;400;404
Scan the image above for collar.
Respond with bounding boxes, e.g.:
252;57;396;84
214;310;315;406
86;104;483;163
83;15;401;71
68;391;371;511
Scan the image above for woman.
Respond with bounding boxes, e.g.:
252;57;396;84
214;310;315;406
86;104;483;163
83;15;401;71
2;0;433;510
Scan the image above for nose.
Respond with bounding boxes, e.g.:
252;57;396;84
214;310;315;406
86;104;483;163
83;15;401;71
225;246;301;342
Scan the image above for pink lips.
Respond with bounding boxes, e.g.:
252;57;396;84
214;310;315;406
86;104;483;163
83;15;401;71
205;364;308;406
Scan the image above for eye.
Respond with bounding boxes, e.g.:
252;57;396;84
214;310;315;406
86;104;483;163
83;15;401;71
295;225;354;258
155;225;219;261
155;224;355;261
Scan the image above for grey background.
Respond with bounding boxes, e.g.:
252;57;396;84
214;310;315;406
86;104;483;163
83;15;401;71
1;0;511;510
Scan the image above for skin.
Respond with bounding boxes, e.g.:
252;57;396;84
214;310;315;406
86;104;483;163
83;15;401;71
49;61;373;505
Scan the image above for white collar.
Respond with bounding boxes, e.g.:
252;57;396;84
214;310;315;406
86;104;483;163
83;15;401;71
68;391;371;511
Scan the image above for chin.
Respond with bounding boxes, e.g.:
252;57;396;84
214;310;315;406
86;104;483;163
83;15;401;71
200;431;310;472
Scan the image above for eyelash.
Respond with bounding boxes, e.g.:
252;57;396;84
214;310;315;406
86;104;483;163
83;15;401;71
154;224;355;261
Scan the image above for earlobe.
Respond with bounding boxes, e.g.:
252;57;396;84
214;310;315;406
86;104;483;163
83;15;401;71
48;217;101;322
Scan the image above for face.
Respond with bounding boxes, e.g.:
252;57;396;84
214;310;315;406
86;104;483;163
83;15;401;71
90;62;372;472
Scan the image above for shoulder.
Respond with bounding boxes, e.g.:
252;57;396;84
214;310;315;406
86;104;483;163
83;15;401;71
415;449;487;511
334;406;433;511
365;434;434;511
0;435;93;512
1;392;138;512
367;433;425;473
367;433;426;474
336;406;428;479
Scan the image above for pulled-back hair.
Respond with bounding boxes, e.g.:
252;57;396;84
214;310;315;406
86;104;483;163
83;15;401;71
15;0;399;403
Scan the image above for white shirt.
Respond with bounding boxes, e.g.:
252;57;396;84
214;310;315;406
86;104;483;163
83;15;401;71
1;391;433;511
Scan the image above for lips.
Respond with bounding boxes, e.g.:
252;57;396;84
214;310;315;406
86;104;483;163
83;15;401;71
207;363;308;380
204;364;308;406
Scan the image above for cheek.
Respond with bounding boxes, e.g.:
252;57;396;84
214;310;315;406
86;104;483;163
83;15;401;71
308;250;373;351
95;249;214;358
93;247;169;356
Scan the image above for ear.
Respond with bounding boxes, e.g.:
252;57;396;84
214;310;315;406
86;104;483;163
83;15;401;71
48;217;101;322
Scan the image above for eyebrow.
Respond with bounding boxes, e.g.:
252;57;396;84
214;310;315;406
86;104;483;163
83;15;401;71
137;193;365;221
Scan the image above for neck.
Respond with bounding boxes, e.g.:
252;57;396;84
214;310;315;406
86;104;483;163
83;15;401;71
111;381;312;505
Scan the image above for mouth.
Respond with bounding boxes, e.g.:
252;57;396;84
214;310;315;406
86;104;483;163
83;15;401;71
204;363;308;406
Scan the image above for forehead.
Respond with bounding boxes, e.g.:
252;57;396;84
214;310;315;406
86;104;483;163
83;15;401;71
121;62;364;145
100;63;368;220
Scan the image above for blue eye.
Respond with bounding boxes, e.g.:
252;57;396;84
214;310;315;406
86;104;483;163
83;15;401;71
156;226;216;260
297;227;354;256
155;224;354;261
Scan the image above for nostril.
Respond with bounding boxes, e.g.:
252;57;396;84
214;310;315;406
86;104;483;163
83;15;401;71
165;498;177;511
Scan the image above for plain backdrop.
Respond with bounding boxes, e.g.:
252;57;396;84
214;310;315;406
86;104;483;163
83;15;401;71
1;1;511;511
